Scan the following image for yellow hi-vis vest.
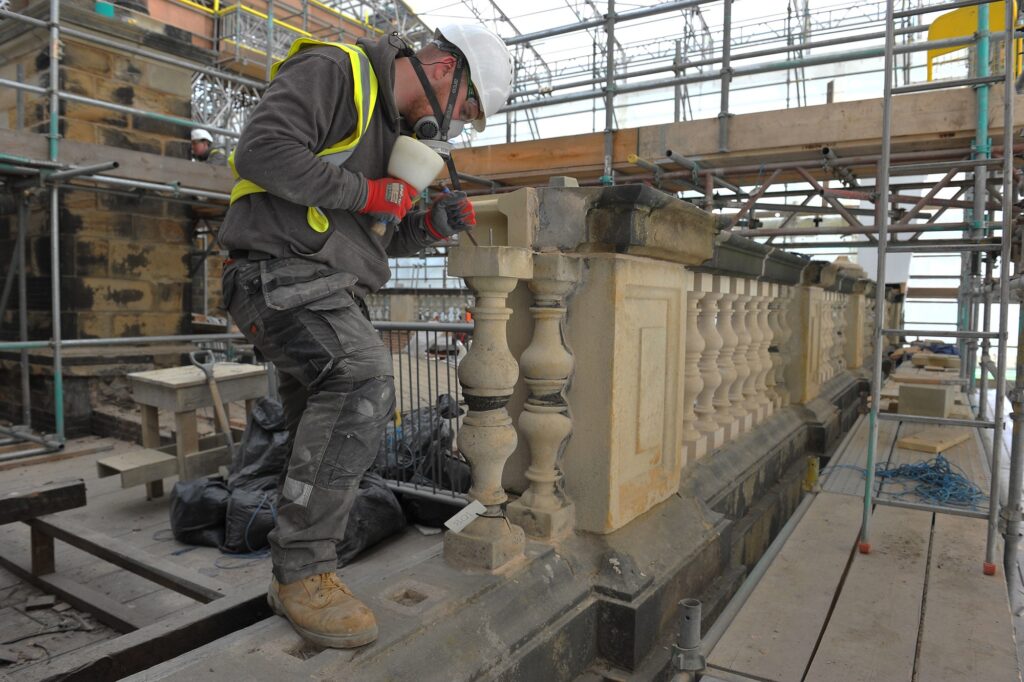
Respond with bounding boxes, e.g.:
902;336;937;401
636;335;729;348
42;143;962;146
228;39;379;233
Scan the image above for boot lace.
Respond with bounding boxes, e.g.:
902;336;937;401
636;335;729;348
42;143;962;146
317;572;354;598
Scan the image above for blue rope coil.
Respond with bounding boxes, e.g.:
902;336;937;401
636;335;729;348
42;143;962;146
873;454;987;509
830;455;987;509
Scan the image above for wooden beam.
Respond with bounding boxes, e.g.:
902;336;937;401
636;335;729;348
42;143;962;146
0;479;86;525
38;586;271;682
907;287;959;299
454;89;1024;188
452;129;638;187
28;516;227;603
0;554;147;633
0;128;232;196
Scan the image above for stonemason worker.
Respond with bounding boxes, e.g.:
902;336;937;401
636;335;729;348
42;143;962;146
190;128;227;166
217;25;513;649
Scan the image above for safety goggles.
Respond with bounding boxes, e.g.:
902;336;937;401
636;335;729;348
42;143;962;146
462;78;481;124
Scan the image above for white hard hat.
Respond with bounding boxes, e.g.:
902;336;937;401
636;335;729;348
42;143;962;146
190;128;213;143
436;24;514;133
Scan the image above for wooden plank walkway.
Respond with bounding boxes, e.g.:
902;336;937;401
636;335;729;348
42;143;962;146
803;505;931;682
709;412;1019;682
0;435;439;680
918;514;1019;681
709;492;864;680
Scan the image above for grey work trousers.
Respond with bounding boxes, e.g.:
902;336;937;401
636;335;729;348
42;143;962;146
223;257;395;584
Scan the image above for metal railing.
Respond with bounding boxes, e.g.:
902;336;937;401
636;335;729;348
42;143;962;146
372;322;472;504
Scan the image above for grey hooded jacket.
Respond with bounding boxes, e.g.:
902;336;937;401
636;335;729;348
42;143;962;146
217;34;428;298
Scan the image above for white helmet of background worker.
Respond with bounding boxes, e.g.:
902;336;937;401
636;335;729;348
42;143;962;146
190;128;213;143
435;24;514;132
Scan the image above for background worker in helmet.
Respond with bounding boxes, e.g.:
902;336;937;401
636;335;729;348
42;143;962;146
217;26;513;650
189;128;227;166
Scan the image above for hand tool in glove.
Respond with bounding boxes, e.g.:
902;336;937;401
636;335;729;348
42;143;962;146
424;190;476;241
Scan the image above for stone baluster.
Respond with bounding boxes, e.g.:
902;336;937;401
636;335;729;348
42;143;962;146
682;286;705;449
826;293;835;378
765;284;781;406
444;246;532;571
755;283;774;412
836;295;848;373
776;285;796;406
730;283;752;427
828;293;838;378
819;292;833;383
694;289;723;437
819;292;829;382
508;253;580;540
742;281;763;422
713;291;739;429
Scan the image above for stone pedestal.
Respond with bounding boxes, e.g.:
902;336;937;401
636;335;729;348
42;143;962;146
786;285;825;404
845;291;866;370
562;254;688;534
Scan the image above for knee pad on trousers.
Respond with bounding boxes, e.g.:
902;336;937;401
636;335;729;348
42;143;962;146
344;375;395;425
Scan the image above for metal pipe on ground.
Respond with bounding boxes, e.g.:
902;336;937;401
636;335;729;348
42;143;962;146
0;446;58;463
0;425;62;449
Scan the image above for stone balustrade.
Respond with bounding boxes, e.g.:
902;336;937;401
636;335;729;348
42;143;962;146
442;185;875;570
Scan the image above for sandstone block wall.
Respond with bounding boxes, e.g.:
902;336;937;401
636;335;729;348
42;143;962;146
0;26;202;339
0;5;224;434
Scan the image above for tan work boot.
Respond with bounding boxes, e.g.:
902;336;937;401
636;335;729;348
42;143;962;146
268;572;378;648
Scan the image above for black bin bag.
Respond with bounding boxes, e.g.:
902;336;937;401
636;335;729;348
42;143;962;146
169;478;230;548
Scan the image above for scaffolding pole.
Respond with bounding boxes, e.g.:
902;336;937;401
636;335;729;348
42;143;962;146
48;0;64;446
991;0;1017;578
860;0;895;554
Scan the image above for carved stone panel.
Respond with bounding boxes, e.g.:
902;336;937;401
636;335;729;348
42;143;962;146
845;292;866;370
786;285;824;404
562;254;687;534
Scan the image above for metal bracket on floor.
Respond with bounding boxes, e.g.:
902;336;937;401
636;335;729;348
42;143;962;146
671;598;706;681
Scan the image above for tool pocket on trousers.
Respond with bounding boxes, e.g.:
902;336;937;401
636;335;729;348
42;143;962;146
308;303;383;355
260;259;358;311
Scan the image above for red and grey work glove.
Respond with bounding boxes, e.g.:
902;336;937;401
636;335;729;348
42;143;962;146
423;191;476;241
358;177;418;224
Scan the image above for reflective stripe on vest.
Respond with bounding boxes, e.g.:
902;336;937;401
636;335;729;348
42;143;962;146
228;40;379;233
